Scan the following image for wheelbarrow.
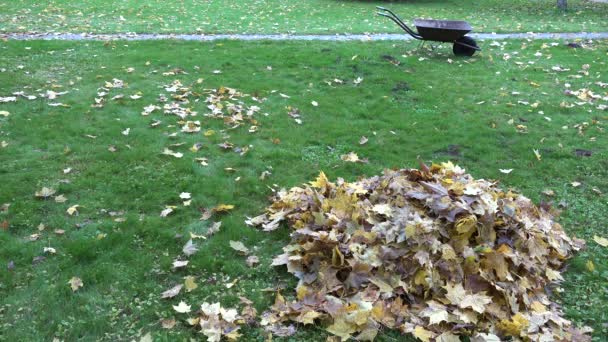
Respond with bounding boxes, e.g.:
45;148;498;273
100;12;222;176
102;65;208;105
376;7;480;56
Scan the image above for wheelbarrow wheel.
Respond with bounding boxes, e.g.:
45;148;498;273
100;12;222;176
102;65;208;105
453;36;478;56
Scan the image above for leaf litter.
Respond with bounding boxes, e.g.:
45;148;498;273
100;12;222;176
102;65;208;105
250;161;589;341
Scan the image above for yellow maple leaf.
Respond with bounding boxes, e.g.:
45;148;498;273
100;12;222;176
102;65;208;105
326;318;357;340
455;215;477;235
295;310;322;325
413;326;434;342
497;313;530;337
213;204;234;212
66;205;80;216
35;187;56;198
310;171;330;188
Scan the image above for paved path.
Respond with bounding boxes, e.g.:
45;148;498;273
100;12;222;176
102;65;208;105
2;32;608;41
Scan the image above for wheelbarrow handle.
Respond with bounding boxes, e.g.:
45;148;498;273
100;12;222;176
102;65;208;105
376;10;422;40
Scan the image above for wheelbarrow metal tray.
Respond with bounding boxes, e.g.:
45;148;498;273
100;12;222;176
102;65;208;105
413;19;472;42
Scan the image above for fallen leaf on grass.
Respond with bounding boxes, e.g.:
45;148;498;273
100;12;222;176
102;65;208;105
68;276;83;292
139;332;152;342
359;136;368;145
66;205;80;216
54;195;68;203
593;235;608;247
533;149;542;161
184;276;198;292
182;239;199;256
199;208;212;221
160;318;176;329
229;241;249;254
161;284;183;299
212;204;234;213
173;301;191;313
246;255;259;267
542;189;555;197
340;152;367;163
206;221;222;236
162;148;183;158
43;247;56;254
160;207;174;217
35;187;56;198
0;110;9;117
172;259;188;269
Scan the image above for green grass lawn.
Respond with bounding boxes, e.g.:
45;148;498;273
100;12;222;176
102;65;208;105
1;0;607;34
1;39;607;340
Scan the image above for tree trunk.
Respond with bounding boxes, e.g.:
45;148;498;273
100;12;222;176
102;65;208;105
557;0;567;10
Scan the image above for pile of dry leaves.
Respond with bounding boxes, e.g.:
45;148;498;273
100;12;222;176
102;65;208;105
248;162;589;341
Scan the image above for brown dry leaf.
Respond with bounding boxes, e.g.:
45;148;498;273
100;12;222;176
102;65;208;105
160;318;176;329
195;302;243;341
213;204;234;213
68;276;83;292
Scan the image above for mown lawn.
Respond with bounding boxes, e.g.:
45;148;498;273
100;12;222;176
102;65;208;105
1;0;607;34
0;39;607;340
